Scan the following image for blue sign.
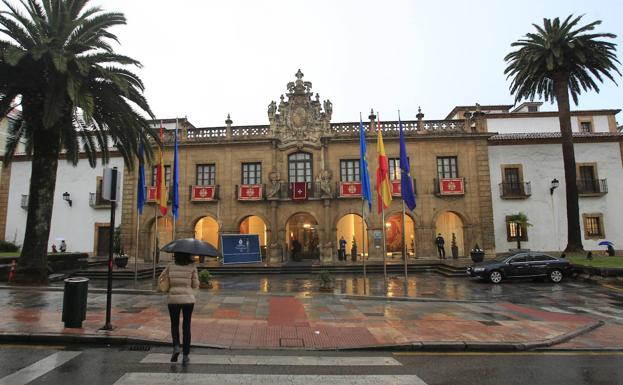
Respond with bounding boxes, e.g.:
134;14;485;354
220;234;262;264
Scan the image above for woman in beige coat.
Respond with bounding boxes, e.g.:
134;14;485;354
159;252;199;364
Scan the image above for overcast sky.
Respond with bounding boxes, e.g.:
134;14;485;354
97;0;623;127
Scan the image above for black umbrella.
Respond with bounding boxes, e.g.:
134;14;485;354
161;238;219;257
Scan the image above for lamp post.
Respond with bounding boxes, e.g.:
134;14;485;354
62;192;72;206
550;178;560;251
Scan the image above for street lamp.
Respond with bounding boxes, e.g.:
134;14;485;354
62;192;72;206
550;178;559;195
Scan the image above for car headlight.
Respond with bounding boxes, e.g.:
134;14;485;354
473;267;485;272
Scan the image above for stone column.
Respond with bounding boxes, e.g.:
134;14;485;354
225;114;232;138
322;199;333;262
269;200;281;263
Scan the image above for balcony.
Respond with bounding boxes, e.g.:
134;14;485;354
434;178;465;196
146;186;169;203
190;185;219;201
235;184;265;201
338;181;362;198
89;192;110;208
20;194;28;209
577;179;608;196
266;181;329;200
499;182;531;199
389;178;417;197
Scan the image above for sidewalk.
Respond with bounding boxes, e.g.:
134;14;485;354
0;275;608;350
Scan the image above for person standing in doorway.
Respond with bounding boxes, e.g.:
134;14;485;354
159;252;199;364
435;234;446;259
339;236;347;261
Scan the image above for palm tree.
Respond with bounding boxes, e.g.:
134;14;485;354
507;212;532;250
504;15;620;252
1;0;157;284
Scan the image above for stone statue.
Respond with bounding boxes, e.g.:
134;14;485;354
323;99;333;120
319;169;332;197
268;101;277;119
267;170;281;198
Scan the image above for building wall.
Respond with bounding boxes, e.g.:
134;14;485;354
486;114;612;134
4;158;125;252
488;142;623;253
125;130;495;261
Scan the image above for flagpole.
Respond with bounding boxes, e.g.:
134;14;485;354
153;205;157;282
361;197;367;294
381;205;387;283
402;200;408;283
134;214;139;284
172;118;178;242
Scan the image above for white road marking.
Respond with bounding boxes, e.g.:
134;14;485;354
114;373;427;385
141;353;402;366
0;351;81;385
540;306;573;314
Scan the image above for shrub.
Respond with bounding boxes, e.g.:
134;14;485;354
198;270;212;286
0;241;19;252
318;270;334;290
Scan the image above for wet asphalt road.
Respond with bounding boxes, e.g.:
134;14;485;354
1;344;622;385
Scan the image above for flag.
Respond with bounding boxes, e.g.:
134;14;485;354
156;123;167;215
399;112;416;211
292;182;307;200
375;114;392;213
172;122;179;220
359;113;372;211
137;143;146;215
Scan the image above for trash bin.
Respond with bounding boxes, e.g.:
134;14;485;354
62;277;89;328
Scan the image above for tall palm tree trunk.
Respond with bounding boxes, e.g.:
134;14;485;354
553;73;584;252
14;119;62;284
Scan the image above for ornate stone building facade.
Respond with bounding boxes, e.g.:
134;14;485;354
121;70;496;262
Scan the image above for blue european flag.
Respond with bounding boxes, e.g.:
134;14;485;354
137;144;146;215
399;113;416;211
359;113;372;211
172;125;179;220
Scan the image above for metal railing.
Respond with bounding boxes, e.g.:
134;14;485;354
577;179;608;195
89;192;109;207
434;177;466;196
499;182;531;198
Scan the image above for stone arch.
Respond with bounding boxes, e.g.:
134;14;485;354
194;215;220;250
331;207;372;230
190;213;219;230
285;212;320;261
238;214;270;248
335;213;369;257
384;211;416;256
233;212;271;233
434;210;467;257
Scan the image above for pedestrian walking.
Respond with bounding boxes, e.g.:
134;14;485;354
435;233;446;259
59;240;67;252
158;252;199;364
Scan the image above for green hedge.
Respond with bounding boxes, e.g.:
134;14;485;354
0;241;19;252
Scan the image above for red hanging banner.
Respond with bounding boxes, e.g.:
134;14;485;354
191;185;216;201
238;184;263;200
390;180;401;197
339;181;362;198
439;178;464;195
291;182;307;200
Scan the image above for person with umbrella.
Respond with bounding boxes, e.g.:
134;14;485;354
158;238;218;364
599;241;616;257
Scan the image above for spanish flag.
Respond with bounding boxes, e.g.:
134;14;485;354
375;115;392;213
156;123;167;215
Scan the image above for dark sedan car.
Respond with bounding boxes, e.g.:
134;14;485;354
466;252;572;284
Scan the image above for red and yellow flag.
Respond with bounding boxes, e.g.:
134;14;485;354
376;115;392;213
156;123;167;215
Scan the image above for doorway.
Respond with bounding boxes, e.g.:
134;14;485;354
285;213;319;261
96;225;111;257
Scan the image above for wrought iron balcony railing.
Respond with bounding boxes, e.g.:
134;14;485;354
499;182;531;199
577;179;608;196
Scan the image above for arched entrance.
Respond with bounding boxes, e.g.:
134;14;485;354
336;214;368;257
194;216;219;250
240;215;268;258
285;213;319;261
385;213;415;257
435;211;465;257
151;216;173;262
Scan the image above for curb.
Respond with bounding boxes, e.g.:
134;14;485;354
0;320;604;352
336;294;493;304
0;285;158;296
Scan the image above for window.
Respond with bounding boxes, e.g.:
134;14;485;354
340;160;360;182
506;217;528;242
196;164;216;185
583;214;604;239
527;105;538;112
510;255;527;263
577;164;598;194
580;121;592;133
533;254;556;262
388;158;401;180
501;165;523;195
241;162;261;185
288;152;312;182
437;156;458;179
151;165;171;186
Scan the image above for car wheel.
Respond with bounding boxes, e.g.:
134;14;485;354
549;269;563;283
489;270;503;284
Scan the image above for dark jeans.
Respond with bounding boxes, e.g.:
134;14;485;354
437;246;446;259
168;303;194;355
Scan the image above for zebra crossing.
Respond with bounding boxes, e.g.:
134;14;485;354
0;350;429;385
